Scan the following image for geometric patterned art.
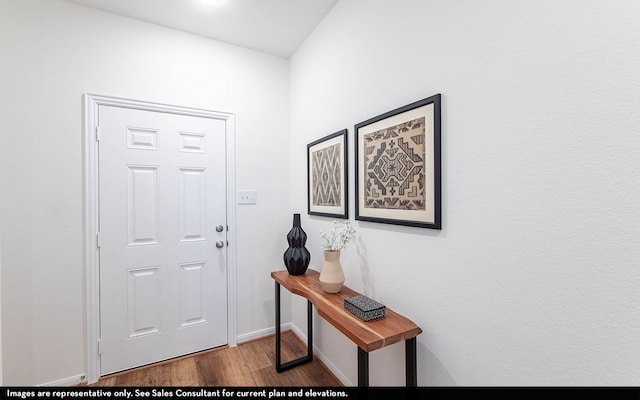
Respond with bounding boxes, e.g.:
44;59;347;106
363;117;426;210
311;143;342;207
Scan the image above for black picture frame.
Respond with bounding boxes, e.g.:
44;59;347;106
355;94;441;229
307;129;349;219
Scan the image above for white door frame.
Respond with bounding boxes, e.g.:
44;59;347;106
83;94;237;384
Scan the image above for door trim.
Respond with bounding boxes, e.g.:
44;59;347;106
83;94;237;384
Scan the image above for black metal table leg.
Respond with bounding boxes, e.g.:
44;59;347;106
357;347;369;386
306;300;313;360
406;337;417;386
275;281;313;372
275;281;282;370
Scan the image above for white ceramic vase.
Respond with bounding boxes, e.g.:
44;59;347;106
319;250;344;293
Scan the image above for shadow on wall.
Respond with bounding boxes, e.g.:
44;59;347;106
355;236;377;300
419;341;457;386
355;230;455;386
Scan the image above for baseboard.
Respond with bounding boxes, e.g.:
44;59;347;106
38;327;288;386
239;323;351;385
38;325;330;387
236;323;292;344
38;374;86;387
289;324;353;387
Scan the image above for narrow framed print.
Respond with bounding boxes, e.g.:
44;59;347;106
355;94;441;229
307;129;348;219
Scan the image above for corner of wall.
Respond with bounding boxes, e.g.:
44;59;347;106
288;321;352;386
0;229;3;385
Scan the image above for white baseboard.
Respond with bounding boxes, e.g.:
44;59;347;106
238;324;351;385
40;327;288;386
236;323;292;344
38;374;86;387
289;324;353;387
37;324;344;387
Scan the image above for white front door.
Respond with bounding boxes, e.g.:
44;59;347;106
98;105;228;375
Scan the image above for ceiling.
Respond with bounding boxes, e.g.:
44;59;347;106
61;0;339;58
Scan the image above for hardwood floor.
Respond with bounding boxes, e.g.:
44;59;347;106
90;331;342;387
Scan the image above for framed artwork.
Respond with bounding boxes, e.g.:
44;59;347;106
355;94;441;229
307;129;348;219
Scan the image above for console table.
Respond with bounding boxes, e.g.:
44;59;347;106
271;269;422;386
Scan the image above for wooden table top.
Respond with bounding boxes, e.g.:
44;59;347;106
271;269;422;352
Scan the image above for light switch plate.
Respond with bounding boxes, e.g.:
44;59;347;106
237;190;257;205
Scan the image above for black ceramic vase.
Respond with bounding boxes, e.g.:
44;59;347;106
283;213;311;275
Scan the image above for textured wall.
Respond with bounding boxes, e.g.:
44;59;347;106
289;0;640;385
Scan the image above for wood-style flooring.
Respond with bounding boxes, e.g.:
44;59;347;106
90;331;342;387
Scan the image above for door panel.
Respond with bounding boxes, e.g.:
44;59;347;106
179;167;207;242
98;105;227;375
127;165;159;246
127;266;160;337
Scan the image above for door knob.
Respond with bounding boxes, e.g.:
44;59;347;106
216;241;225;248
215;225;224;232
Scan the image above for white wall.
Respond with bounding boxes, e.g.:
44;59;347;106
290;0;640;386
0;230;3;385
0;0;291;385
3;0;639;387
